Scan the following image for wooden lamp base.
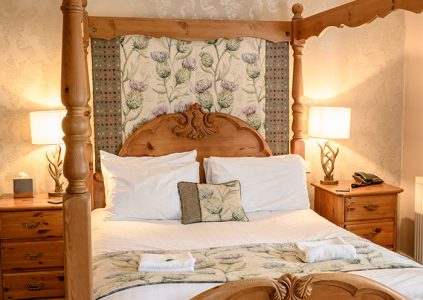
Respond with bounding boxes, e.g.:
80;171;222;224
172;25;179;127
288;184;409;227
48;191;65;198
320;179;338;185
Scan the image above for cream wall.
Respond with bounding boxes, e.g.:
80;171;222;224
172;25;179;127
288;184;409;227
297;2;407;253
300;7;405;197
300;3;405;188
399;12;423;256
0;0;62;195
0;0;416;254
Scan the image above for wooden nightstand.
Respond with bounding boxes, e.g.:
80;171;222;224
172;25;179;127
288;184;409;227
0;193;65;300
312;181;403;251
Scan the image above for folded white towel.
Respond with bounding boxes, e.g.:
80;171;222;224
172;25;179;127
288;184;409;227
296;237;356;263
139;252;195;272
139;266;195;273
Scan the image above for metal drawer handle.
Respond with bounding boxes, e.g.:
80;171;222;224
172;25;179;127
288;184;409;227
363;227;382;239
363;204;379;212
22;221;41;229
25;282;44;291
24;252;43;260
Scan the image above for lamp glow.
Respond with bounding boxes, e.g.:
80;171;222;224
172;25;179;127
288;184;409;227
308;107;351;140
308;106;351;185
30;110;66;197
30;110;66;145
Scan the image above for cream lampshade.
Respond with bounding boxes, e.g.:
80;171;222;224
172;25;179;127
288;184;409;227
30;110;66;197
30;110;66;145
308;106;351;185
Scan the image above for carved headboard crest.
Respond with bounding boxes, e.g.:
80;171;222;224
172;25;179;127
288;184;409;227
173;104;217;139
273;273;313;300
93;103;272;209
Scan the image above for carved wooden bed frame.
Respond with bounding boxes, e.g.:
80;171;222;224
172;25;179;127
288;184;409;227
92;103;272;209
59;0;423;299
193;272;407;300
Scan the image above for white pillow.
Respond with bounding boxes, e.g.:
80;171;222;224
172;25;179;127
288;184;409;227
100;149;197;165
101;151;199;220
204;154;309;213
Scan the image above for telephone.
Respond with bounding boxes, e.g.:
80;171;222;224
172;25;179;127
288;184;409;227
351;172;384;188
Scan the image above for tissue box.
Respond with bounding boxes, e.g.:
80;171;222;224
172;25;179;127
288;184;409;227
13;178;35;198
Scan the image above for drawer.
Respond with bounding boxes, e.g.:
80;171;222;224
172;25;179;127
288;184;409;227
3;270;64;300
0;210;62;240
345;195;396;222
1;240;64;271
345;221;394;246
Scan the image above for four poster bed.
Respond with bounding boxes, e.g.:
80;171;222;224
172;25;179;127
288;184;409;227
59;0;423;299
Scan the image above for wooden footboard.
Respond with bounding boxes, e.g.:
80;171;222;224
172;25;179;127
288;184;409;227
192;272;407;300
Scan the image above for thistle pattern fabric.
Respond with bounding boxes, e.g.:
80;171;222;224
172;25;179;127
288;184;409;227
178;181;248;224
92;236;422;300
91;38;290;170
119;35;266;139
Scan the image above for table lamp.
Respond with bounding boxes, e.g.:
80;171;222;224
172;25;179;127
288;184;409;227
30;110;66;197
308;106;351;185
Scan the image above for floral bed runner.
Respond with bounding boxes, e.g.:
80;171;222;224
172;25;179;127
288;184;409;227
93;236;421;299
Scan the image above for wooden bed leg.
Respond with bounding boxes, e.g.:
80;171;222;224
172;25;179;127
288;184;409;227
62;194;93;300
61;0;93;299
290;4;306;159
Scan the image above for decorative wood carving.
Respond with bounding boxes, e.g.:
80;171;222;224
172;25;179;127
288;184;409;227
61;0;93;299
192;272;408;300
290;4;305;158
296;0;423;41
272;273;312;300
173;104;217;140
93;106;272;209
88;17;292;43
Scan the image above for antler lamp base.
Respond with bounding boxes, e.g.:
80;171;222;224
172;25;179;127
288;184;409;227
46;145;65;198
319;140;339;185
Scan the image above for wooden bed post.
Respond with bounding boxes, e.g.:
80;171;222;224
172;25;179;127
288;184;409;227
82;0;94;202
290;4;305;159
61;0;93;299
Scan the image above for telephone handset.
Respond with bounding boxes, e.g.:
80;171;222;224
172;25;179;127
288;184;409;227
351;172;384;188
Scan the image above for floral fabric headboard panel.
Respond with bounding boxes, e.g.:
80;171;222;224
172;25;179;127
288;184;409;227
91;36;289;171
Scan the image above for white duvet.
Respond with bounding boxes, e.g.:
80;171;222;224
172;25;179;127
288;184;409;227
92;208;423;300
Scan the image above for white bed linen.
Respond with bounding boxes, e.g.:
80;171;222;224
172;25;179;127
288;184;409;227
92;209;423;300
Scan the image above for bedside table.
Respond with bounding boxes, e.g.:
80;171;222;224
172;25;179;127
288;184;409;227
0;193;65;300
311;181;403;251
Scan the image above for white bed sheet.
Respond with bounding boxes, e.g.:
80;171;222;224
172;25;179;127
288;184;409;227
92;208;423;300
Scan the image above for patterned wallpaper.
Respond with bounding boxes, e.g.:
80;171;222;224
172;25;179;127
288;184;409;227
0;0;406;209
87;0;291;20
0;0;62;195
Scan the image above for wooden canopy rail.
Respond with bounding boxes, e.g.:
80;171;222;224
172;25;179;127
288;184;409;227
60;0;423;299
88;17;293;43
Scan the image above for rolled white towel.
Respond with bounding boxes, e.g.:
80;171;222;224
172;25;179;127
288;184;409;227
139;252;195;272
296;237;356;263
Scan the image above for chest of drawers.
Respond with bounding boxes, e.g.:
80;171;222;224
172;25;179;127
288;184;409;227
0;194;64;299
312;181;403;251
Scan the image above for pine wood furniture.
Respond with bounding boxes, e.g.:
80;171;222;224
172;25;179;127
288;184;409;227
92;104;272;209
312;180;403;251
0;194;64;300
59;0;423;298
193;272;407;300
